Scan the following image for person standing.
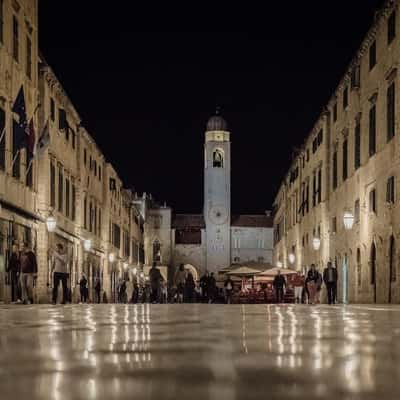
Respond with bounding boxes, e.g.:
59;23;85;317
131;281;139;304
174;264;186;303
7;243;21;303
305;264;319;305
51;243;69;305
199;271;209;303
208;272;217;303
323;261;338;305
94;276;101;304
119;279;127;303
79;273;88;303
273;270;286;303
19;242;38;304
149;262;163;303
224;276;234;304
184;272;196;303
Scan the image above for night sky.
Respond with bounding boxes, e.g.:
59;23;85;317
39;1;385;214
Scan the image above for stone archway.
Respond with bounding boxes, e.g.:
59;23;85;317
184;264;199;281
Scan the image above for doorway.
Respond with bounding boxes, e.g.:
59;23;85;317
371;242;377;303
342;254;348;304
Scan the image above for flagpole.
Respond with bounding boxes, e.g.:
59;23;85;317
25;157;33;177
0;127;5;144
8;149;20;174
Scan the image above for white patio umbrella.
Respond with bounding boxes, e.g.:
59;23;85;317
260;267;298;276
227;266;262;277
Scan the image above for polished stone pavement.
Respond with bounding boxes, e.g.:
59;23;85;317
0;304;399;400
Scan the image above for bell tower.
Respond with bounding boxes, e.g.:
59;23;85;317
203;111;231;272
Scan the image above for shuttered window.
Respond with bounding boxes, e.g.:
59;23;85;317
342;139;348;181
0;107;5;170
387;82;395;141
369;105;376;156
354;122;361;169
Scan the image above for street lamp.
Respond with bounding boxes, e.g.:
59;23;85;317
288;253;295;264
83;239;92;251
312;237;321;251
343;211;355;231
108;253;115;263
46;215;57;232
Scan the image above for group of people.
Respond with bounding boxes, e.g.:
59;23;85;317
145;263;223;304
273;262;338;305
7;242;38;304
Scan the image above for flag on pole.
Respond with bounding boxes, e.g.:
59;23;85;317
12;86;28;150
35;120;50;157
26;118;35;156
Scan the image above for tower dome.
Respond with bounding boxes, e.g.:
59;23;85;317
206;112;228;131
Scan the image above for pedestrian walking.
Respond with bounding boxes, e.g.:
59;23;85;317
119;279;127;303
161;281;168;303
184;272;196;303
273;270;286;303
292;273;305;304
51;243;69;305
7;243;21;303
305;264;319;305
79;273;88;303
19;242;38;304
224;276;234;304
199;271;209;303
94;276;101;304
131;281;139;303
208;272;217;303
174;264;186;303
323;261;338;304
149;262;163;303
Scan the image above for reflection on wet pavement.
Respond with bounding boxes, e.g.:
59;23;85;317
0;304;399;399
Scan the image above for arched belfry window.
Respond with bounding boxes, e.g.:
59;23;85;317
153;239;161;263
213;149;224;168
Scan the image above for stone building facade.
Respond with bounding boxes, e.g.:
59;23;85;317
0;0;145;303
273;0;400;304
0;0;39;301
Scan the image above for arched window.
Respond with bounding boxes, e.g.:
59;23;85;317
370;242;376;285
153;240;161;263
356;248;361;288
213;149;224;168
389;235;396;282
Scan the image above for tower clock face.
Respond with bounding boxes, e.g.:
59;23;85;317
208;205;228;225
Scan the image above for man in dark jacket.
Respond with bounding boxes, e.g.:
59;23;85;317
7;243;21;303
323;261;338;304
149;262;163;303
273;270;286;303
19;242;38;304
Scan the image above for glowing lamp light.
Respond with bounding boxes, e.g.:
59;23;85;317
108;253;115;263
276;261;283;268
312;237;321;251
83;239;92;251
343;211;355;231
133;267;137;275
288;253;295;264
46;215;57;232
140;272;145;279
123;262;128;270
